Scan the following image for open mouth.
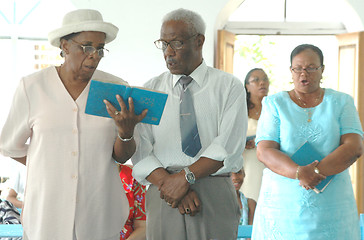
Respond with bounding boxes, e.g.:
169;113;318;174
84;65;96;70
300;79;309;85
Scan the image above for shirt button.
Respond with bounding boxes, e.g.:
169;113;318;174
71;151;78;156
72;129;78;134
73;108;78;112
72;175;78;179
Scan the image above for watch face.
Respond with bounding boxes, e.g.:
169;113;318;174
186;174;194;182
186;172;195;184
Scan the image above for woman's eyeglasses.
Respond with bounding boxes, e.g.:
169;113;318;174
291;66;323;74
70;39;109;58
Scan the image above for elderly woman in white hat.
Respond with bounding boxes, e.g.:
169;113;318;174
0;9;146;240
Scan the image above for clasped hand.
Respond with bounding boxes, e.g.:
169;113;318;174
299;161;326;190
159;171;189;207
104;95;148;136
159;171;201;216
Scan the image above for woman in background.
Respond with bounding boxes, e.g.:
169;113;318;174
231;167;256;240
241;68;269;202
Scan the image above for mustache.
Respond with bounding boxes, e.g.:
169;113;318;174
166;58;176;64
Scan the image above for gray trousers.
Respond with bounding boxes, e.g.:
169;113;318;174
146;175;241;240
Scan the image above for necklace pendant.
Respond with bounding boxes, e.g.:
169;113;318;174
307;118;312;122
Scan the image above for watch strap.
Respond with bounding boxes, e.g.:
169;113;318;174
184;167;195;184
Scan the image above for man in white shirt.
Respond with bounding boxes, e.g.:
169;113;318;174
132;8;248;240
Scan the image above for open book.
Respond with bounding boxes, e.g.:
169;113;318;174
85;80;168;125
291;141;334;193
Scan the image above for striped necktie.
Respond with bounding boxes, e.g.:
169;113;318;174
179;76;202;157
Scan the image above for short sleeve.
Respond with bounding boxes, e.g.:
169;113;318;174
339;94;363;137
0;79;31;157
255;96;281;144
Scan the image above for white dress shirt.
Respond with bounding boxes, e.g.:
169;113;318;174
0;67;129;240
8;164;26;201
132;61;248;185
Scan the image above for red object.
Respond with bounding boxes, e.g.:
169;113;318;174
119;165;146;240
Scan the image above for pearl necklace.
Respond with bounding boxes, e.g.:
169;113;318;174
293;89;323;122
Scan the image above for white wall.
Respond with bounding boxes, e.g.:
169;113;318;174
71;0;364;86
71;0;230;86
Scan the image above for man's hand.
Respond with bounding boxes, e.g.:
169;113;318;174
177;189;201;216
159;170;190;208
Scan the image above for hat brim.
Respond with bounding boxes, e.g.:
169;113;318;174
48;21;119;48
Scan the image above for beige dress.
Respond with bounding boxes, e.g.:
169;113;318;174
241;118;265;202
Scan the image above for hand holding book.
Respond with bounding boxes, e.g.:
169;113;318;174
296;160;326;193
103;95;148;137
291;141;335;193
85;80;168;125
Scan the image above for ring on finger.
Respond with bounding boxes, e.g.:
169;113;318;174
167;202;172;206
185;208;191;214
114;111;120;115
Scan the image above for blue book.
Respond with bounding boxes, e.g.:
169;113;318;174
246;135;256;141
85;80;168;125
291;141;334;193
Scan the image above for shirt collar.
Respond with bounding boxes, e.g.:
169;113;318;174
172;60;207;88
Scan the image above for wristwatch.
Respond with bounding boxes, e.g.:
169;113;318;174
183;167;195;185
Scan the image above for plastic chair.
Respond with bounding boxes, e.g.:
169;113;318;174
0;224;23;238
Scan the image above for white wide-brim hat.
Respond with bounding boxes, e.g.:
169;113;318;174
48;9;119;48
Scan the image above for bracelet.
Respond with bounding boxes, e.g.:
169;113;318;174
295;166;300;180
117;133;133;142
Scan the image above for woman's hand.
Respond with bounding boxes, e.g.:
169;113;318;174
298;161;326;190
104;95;148;137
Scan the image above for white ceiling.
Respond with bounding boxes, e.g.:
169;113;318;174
225;0;360;35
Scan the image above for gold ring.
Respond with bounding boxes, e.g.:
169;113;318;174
114;111;120;115
185;208;191;214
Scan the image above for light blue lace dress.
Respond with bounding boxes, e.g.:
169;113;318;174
252;89;363;240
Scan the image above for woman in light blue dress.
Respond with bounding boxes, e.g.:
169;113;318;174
252;44;363;240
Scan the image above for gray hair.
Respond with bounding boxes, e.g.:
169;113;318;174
162;8;206;35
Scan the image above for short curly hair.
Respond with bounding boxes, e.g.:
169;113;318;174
162;8;206;36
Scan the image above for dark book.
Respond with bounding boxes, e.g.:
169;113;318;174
291;141;334;193
246;135;256;141
85;80;168;125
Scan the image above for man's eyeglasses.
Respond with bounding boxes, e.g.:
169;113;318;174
154;34;199;51
291;66;323;74
70;39;109;58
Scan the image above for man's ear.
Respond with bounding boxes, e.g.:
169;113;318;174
197;34;205;48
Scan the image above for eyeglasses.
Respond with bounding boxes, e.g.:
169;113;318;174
249;77;269;84
70;39;109;58
291;66;323;74
154;34;199;51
